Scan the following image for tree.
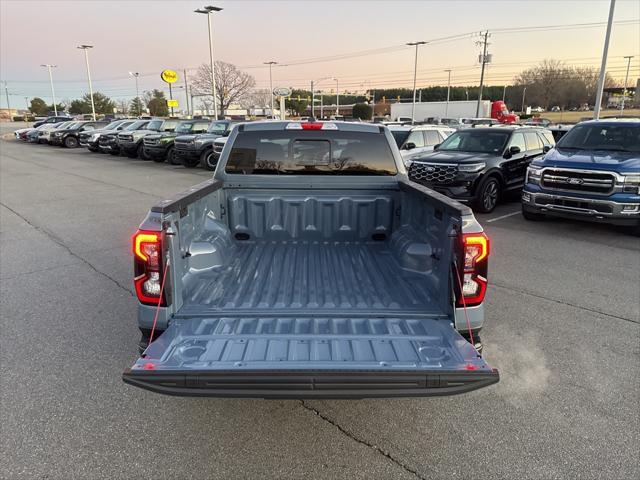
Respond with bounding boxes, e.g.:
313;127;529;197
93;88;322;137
29;97;49;115
68;92;116;115
129;97;144;116
192;61;256;116
145;89;168;116
352;103;373;120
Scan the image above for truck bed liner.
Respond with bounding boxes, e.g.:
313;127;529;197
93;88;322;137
180;240;443;315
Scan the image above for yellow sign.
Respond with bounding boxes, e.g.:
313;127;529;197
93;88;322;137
160;69;178;84
166;99;179;108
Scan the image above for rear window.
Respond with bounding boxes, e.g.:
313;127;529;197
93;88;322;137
225;130;397;175
557;124;640;152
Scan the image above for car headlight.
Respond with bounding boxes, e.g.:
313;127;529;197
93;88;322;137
621;174;640;194
526;165;543;185
458;162;486;173
194;139;204;145
159;137;172;144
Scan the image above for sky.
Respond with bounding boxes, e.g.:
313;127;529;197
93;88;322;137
0;0;638;110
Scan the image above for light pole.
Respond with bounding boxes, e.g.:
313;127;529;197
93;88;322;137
594;0;616;119
264;61;277;118
77;45;96;120
406;41;426;124
620;55;634;113
195;5;223;119
502;85;507;102
332;77;339;118
444;69;452;117
3;81;9;114
521;86;527;113
40;64;58;115
128;72;140;116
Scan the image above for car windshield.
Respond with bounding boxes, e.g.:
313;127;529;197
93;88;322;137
124;121;147;131
161;120;178;131
146;120;164;131
225;130;397;176
63;122;80;129
103;121;123;130
390;130;410;148
556;124;640;152
208;122;229;134
175;122;207;133
437;130;510;154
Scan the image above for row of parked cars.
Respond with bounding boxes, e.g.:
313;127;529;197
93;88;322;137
14;116;236;171
13;116;640;234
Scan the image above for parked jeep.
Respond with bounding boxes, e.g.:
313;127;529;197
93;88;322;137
49;120;110;148
99;120;150;155
118;118;179;159
80;119;135;152
143;119;211;164
174;120;237;169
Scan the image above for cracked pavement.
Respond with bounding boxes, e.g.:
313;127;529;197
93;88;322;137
1;123;639;479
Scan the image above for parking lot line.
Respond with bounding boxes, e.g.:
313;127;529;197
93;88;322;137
485;210;521;223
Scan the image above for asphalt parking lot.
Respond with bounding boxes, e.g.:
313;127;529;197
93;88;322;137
1;122;638;480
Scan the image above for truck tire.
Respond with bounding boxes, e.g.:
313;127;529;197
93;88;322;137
137;143;149;160
152;155;165;163
182;155;200;168
167;147;180;165
521;206;546;221
64;136;78;148
125;149;138;159
473;176;500;213
201;148;217;171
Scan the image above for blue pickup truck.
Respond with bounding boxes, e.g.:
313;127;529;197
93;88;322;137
522;119;640;235
122;120;499;398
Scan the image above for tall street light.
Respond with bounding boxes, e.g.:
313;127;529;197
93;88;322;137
264;61;277;119
406;41;426;124
331;77;339;118
77;45;96;120
40;64;58;115
620;55;634;113
195;5;222;119
594;0;616;119
128;72;140;116
444;69;452;117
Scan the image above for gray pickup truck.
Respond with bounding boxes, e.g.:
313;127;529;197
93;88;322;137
123;121;498;398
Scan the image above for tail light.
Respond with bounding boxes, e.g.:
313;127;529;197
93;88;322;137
133;230;167;306
457;233;489;307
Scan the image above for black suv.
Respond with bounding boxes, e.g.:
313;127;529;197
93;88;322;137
174;120;237;169
409;126;555;212
49;120;109;148
143;119;211;164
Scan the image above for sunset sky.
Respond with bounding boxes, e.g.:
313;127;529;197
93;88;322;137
1;0;638;109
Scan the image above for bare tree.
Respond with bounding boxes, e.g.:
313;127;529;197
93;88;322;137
241;88;272;109
192;61;256;114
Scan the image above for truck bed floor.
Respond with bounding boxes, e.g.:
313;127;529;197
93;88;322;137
180;241;443;316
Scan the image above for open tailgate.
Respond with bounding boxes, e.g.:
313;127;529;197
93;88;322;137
123;317;498;399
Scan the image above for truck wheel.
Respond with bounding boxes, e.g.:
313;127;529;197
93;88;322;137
125;150;138;159
201;148;217;171
167;147;180;165
137;143;149;160
521;206;546;221
473;177;500;213
64;136;78;148
630;223;640;237
182;156;200;168
151;155;165;163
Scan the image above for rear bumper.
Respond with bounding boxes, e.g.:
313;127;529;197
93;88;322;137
522;188;640;226
122;368;499;399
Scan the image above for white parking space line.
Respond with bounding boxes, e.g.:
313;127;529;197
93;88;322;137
485;210;521;223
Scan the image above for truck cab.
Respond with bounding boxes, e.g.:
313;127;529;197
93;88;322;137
522;119;640;234
123;121;499;398
491;101;518;124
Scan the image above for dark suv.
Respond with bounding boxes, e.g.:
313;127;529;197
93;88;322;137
174;120;237;169
409;126;555;212
49;120;109;148
143;119;211;164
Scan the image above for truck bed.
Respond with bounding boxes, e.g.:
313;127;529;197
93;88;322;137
179;240;445;317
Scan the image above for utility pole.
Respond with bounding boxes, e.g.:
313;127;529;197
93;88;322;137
41;64;58;115
521;86;527;113
333;77;339;118
620;55;633;113
502;85;507;102
195;5;223;119
183;69;190;116
406;41;426;125
129;72;140;116
4;81;11;114
475;30;490;118
77;45;96;121
594;0;616;119
311;80;314;117
445;69;452;117
264;61;277;119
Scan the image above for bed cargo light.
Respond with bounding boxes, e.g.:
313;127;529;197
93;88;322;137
133;230;166;306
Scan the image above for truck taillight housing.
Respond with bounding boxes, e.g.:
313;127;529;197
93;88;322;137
133;230;167;306
457;233;489;307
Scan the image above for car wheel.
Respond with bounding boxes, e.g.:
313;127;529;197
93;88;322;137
151;155;165;163
182;155;200;168
473;177;500;213
137;143;149;160
521;206;546;221
201;148;217;171
167;147;180;165
64;136;78;148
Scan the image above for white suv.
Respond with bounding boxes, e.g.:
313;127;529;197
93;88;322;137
388;125;455;166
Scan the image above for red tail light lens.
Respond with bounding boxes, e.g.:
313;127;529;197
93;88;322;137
133;230;166;306
301;122;323;130
457;233;490;307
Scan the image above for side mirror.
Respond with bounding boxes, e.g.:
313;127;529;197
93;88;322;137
543;145;552;153
509;145;521;155
433;143;440;151
403;142;416;150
